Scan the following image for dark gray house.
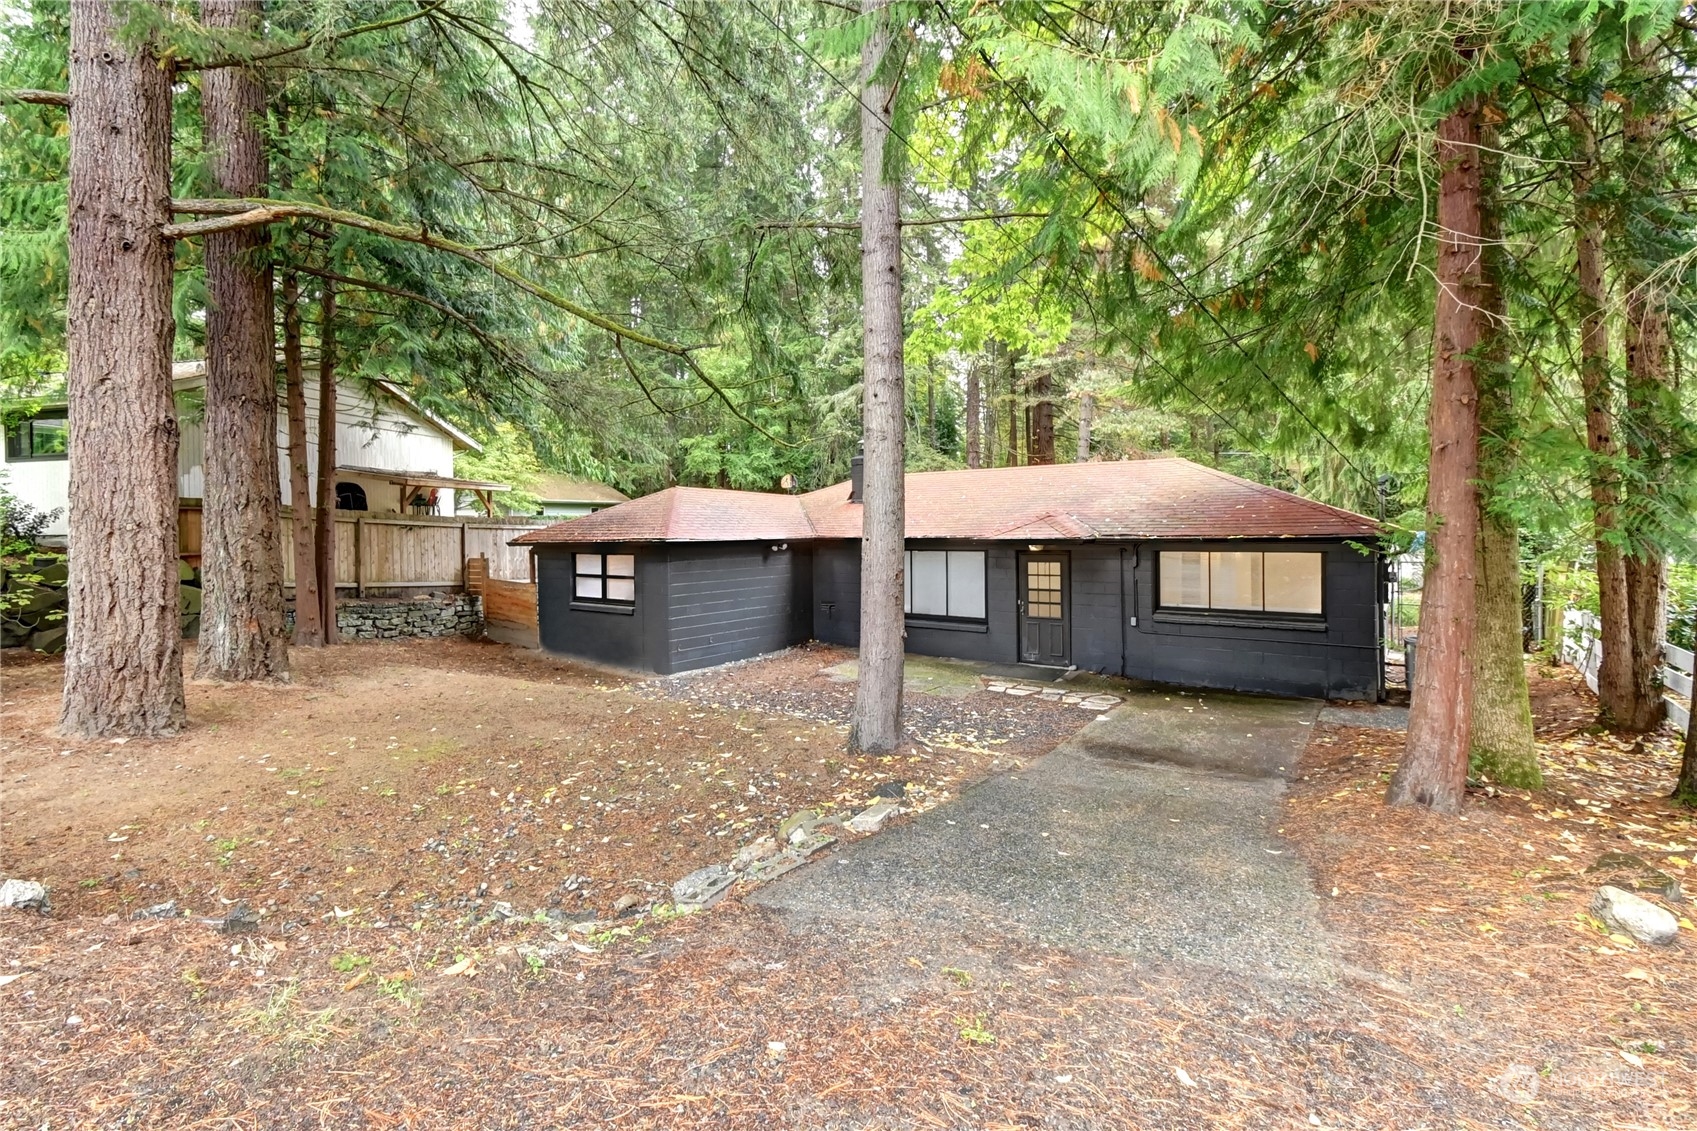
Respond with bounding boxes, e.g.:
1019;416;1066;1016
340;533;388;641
512;457;1387;700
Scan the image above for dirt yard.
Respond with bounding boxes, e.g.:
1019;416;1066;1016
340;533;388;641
1;640;1082;929
2;643;1694;1130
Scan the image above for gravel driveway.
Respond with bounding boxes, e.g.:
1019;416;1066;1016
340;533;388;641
754;688;1335;981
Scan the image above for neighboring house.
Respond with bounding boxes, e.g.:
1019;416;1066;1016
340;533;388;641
3;361;489;540
530;473;629;518
513;456;1388;700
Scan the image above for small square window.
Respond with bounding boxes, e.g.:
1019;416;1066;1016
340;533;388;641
573;551;635;607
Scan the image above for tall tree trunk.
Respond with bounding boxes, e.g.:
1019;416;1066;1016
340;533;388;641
60;0;186;738
196;0;288;682
1568;36;1635;728
282;272;322;645
1674;701;1697;805
1473;514;1536;785
1469;120;1538;789
1076;392;1094;462
848;0;904;756
1387;94;1484;813
1003;343;1020;466
982;353;996;467
1618;25;1671;733
965;360;981;468
1029;368;1054;464
314;283;340;643
925;366;936;448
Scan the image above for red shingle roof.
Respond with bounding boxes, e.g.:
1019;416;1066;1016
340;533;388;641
510;457;1378;545
511;485;815;544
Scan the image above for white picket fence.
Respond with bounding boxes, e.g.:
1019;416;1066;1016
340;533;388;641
1562;609;1693;731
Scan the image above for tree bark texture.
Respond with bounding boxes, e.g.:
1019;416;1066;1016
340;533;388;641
1675;700;1697;805
965;361;981;468
60;1;186;738
1027;368;1054;465
1618;26;1671;733
847;0;904;756
1003;342;1020;466
1568;37;1636;729
1076;392;1094;462
1387;97;1483;813
282;272;322;645
315;283;340;643
1469;124;1539;789
1472;510;1539;787
196;0;288;682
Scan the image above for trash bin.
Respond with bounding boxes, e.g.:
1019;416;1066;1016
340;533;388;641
1403;633;1418;693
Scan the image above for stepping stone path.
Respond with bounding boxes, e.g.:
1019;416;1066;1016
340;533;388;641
659;796;907;920
981;678;1122;712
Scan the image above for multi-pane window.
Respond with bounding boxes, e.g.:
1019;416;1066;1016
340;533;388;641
903;550;986;621
5;415;68;460
1158;551;1322;615
1025;559;1062;619
574;552;636;604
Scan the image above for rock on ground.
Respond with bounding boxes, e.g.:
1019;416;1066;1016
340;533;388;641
0;879;48;913
1591;885;1680;947
673;865;735;911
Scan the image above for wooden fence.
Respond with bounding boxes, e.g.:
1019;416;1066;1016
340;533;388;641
1562;609;1693;731
466;555;539;648
179;503;544;593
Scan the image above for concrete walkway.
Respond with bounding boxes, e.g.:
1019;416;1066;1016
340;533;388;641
752;688;1336;981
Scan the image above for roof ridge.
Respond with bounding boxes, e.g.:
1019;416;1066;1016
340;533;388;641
1176;457;1376;528
659;485;682;534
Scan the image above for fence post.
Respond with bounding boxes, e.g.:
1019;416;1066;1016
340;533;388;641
354;516;365;598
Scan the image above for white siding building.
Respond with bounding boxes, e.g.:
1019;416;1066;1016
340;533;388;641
3;361;480;540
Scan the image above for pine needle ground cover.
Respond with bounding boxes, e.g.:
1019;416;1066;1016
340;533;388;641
0;645;1691;1128
1285;664;1695;1128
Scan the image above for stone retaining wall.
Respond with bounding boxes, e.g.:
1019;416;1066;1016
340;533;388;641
285;594;482;641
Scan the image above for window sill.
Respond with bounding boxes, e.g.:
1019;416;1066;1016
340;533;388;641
4;454;68;463
905;617;989;634
1153;609;1326;632
570;602;636;616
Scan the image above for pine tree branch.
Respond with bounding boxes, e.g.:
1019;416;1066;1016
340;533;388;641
290;264;542;383
167;197;790;445
2;89;71;108
167;197;691;355
754;211;1050;231
182;2;447;71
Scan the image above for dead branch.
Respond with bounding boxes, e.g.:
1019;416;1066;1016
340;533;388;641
2;89;71;108
754;211;1051;231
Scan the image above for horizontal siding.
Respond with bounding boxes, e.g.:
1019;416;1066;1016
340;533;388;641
665;545;808;672
1121;541;1382;700
817;539;1381;700
535;546;656;670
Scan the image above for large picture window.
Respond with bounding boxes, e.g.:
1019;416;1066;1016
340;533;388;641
1158;550;1322;615
574;552;636;604
5;415;68;461
903;549;986;621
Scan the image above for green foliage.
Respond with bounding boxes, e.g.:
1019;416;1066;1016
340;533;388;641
454;424;544;515
0;0;1690;617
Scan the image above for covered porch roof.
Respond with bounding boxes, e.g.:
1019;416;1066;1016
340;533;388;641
338;464;511;516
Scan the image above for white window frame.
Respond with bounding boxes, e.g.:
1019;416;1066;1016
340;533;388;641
573;551;637;606
903;548;987;622
1157;550;1323;616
